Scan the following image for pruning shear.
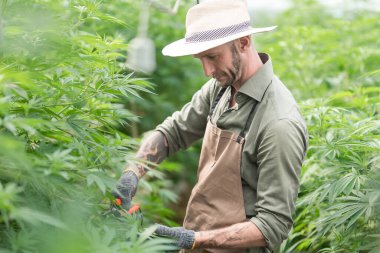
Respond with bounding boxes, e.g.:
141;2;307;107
105;197;143;225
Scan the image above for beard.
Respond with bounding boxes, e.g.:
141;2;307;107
215;43;241;87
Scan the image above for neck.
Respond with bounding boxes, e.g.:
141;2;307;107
250;50;264;76
232;48;263;91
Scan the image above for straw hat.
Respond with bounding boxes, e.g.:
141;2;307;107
162;0;277;57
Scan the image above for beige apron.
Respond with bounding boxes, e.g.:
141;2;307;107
182;88;257;253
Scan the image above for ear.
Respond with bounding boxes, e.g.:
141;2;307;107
237;36;251;51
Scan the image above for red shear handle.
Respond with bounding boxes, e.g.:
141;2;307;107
114;198;122;206
128;204;140;214
114;198;140;214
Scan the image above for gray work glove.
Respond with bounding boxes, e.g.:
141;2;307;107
113;171;139;210
155;224;195;250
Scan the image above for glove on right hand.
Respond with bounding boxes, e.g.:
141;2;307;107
113;171;139;210
155;224;195;250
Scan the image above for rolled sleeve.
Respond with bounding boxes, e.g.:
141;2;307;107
156;80;216;155
251;118;307;250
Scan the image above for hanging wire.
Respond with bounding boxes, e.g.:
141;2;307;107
137;1;150;37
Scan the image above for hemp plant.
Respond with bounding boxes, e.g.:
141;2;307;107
0;0;177;252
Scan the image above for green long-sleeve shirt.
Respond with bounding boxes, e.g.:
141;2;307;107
156;53;308;252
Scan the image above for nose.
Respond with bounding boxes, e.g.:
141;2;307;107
200;58;214;77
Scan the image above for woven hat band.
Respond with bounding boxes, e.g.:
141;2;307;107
185;21;251;43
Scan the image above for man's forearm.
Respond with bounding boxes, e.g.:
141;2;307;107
194;221;267;249
127;131;169;178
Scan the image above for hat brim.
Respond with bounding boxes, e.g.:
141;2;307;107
162;26;277;57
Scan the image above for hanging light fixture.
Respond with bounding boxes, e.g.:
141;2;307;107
126;2;155;74
126;0;182;75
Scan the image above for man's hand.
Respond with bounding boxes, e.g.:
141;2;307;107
155;224;195;249
113;171;139;210
112;131;168;210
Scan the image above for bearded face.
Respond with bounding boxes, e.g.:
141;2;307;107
194;40;243;88
212;43;242;88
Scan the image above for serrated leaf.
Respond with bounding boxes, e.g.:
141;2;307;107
87;174;106;194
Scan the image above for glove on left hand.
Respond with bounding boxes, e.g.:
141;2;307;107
113;171;139;210
155;224;195;249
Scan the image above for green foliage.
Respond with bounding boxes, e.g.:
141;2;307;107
257;1;380;100
286;91;380;252
264;2;380;252
0;0;177;252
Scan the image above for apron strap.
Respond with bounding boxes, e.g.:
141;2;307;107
209;86;227;116
237;80;273;141
237;101;257;142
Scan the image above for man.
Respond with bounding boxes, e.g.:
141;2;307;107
114;0;308;252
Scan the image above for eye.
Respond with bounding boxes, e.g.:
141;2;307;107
207;54;217;60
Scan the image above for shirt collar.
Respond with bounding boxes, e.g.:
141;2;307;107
238;53;274;102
